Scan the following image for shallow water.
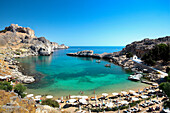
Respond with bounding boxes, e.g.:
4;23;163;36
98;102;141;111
16;46;149;97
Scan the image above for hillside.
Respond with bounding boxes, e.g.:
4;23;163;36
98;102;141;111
119;36;170;58
0;24;68;56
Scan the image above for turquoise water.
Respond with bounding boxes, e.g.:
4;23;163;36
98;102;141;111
17;46;149;97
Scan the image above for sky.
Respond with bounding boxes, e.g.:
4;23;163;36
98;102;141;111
0;0;170;46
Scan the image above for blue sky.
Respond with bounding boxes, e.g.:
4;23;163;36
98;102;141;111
0;0;170;46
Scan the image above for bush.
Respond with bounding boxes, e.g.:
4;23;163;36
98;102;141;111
163;101;170;108
14;83;26;98
119;105;129;110
166;67;170;73
159;82;170;99
126;52;133;58
41;99;59;108
142;43;170;65
0;81;13;92
0;29;7;33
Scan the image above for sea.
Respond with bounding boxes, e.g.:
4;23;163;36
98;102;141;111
16;46;149;97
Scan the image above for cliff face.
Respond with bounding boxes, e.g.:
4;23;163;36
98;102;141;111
0;24;68;56
119;36;170;58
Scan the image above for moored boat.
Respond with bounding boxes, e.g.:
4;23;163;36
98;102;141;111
96;60;101;63
105;64;111;67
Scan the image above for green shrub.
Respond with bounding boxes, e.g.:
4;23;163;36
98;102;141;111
0;81;13;92
14;83;26;98
41;99;59;108
119;105;129;110
142;43;170;65
126;52;133;58
159;82;170;99
163;101;170;108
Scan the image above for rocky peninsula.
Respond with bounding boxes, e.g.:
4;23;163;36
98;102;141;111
0;24;68;83
67;36;170;80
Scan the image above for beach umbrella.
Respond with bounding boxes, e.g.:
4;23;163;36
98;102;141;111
59;104;61;109
118;109;120;113
144;88;146;91
138;89;140;93
136;103;139;108
119;96;121;101
95;100;98;105
79;99;87;104
56;100;61;103
117;103;119;108
102;93;108;97
79;105;81;111
141;95;148;99
152;83;158;86
129;105;131;110
129;90;135;93
46;95;53;99
27;94;34;98
99;104;102;108
35;95;41;99
68;99;76;103
148;90;155;93
95;94;97;100
112;93;119;96
121;91;127;95
132;97;139;101
81;96;88;99
133;93;139;96
106;102;113;108
121;101;129;105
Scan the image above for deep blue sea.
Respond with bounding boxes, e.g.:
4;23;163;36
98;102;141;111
16;46;148;97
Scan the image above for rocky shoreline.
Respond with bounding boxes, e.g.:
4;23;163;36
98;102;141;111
66;48;168;83
0;24;69;83
67;36;169;74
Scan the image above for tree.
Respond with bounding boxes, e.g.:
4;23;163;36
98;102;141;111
41;99;59;108
0;81;13;92
14;83;26;98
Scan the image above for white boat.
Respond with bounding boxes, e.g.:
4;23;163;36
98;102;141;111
96;60;101;63
128;75;141;81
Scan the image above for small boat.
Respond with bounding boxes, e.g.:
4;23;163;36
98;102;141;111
96;60;101;63
128;75;141;81
105;64;111;67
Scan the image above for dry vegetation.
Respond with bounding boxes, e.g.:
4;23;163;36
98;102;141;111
0;90;36;113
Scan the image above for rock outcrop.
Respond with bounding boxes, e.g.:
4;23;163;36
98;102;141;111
0;24;68;56
119;36;170;58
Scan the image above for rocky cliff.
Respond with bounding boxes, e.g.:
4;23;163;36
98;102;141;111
119;36;170;58
0;24;68;56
